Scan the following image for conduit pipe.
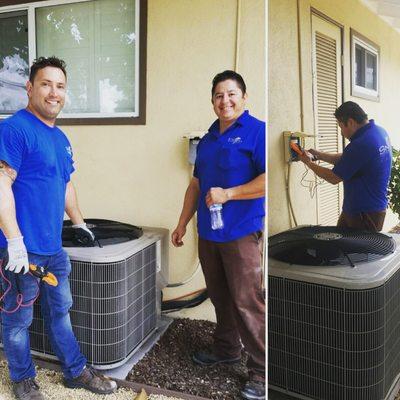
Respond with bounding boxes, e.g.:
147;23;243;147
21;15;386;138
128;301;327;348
297;0;305;132
167;166;201;288
235;0;241;71
171;0;242;287
285;0;305;228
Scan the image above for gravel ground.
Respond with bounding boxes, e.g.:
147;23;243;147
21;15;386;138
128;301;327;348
127;318;248;400
0;360;182;400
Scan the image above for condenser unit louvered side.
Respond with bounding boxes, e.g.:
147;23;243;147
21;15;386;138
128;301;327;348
269;233;400;400
0;228;169;369
29;243;157;367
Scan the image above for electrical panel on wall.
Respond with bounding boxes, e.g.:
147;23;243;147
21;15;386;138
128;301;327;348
282;131;315;162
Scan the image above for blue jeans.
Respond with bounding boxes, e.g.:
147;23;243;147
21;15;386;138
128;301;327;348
0;249;87;382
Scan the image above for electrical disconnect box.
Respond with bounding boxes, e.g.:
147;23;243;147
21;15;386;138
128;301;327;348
283;131;315;163
188;138;201;165
184;131;206;165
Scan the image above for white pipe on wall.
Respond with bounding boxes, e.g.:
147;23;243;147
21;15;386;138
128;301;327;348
297;0;305;132
235;0;241;71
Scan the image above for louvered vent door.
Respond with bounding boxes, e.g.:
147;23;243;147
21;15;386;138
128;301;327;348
312;15;343;226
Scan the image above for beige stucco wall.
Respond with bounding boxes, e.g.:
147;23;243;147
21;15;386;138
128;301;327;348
61;0;265;303
269;0;400;236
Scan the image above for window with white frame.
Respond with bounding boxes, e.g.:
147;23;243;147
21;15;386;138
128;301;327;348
351;29;380;101
0;0;145;124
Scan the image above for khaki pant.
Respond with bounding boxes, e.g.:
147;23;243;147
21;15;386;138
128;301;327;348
337;210;386;232
198;232;265;380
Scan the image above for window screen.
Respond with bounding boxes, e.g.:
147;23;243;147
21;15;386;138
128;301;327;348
36;0;137;116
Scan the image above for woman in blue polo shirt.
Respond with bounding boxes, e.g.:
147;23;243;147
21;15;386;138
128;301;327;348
172;70;266;400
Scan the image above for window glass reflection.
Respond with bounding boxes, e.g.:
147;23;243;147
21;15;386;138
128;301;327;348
36;0;136;115
0;11;29;114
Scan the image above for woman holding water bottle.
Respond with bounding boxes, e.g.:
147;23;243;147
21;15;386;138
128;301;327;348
171;70;266;400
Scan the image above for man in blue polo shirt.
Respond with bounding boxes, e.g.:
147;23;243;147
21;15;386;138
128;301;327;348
172;70;265;400
0;57;116;399
299;101;391;231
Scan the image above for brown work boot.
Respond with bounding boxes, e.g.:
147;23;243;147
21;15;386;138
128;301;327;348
64;366;117;394
12;378;44;400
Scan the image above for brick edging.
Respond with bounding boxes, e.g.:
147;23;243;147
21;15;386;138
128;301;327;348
114;378;211;400
0;351;210;400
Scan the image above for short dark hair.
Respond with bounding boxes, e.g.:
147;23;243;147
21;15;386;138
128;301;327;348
29;56;67;83
334;101;368;124
211;70;246;96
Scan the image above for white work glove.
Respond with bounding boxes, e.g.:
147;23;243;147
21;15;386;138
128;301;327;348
6;236;29;274
72;223;95;246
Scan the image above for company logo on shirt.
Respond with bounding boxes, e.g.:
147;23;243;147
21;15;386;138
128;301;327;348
66;146;73;156
228;137;242;144
379;145;390;155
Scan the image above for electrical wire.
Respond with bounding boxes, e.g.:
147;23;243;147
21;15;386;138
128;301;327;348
161;288;209;313
286;159;324;228
286;162;298;227
167;162;202;288
163;287;206;302
166;260;201;288
299;162;324;198
342;249;355;268
0;262;40;314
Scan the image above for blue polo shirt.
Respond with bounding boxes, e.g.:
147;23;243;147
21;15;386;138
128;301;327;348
332;119;391;215
194;110;265;242
0;109;75;254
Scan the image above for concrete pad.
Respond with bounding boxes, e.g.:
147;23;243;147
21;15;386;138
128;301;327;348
103;316;173;380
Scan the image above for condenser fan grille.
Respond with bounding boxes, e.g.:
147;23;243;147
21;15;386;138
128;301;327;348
62;219;143;247
269;226;396;266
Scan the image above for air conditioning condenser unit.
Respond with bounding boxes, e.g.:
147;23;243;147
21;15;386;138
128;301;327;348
269;226;400;400
1;221;169;370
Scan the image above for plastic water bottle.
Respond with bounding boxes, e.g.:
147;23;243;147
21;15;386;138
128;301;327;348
210;204;224;230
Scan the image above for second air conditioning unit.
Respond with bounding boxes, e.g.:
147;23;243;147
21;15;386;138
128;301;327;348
269;226;400;400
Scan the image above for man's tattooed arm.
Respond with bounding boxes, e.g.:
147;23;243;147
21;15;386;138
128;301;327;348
0;161;17;182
